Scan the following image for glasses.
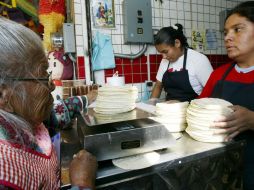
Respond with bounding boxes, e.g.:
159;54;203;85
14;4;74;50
5;72;53;88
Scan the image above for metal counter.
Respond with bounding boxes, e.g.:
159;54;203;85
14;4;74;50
61;118;244;189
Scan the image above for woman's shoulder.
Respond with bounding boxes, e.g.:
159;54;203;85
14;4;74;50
213;63;233;73
187;49;210;63
0;114;37;150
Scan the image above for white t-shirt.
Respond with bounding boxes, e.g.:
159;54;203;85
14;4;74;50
156;48;213;95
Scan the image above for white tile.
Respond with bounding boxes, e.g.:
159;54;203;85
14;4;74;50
204;1;210;6
216;0;222;7
154;18;161;27
163;1;169;8
75;24;83;35
178;11;184;20
76;35;83;46
209;6;216;14
155;8;161;18
204;5;209;13
163;9;170;18
192;21;198;29
74;3;82;14
113;45;122;54
197;5;204;12
192;4;197;12
197;22;204;28
198;13;204;21
169;10;177;19
162;19;170;27
209;0;216;6
184;11;191;20
76;46;84;56
210;15;216;23
184;21;192;29
169;1;177;9
184;3;191;11
75;14;82;24
177;2;184;11
112;35;122;45
192;12;198;20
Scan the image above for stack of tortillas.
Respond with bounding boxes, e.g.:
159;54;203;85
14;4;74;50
151;101;189;132
94;85;138;114
185;98;233;142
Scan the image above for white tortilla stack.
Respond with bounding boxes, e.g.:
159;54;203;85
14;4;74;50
94;85;138;114
185;98;233;142
152;101;189;132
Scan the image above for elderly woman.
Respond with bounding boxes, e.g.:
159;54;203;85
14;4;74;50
0;17;97;189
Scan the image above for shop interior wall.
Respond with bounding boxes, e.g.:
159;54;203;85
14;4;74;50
74;0;243;101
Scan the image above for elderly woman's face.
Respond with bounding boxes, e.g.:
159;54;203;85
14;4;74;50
11;57;55;126
224;14;254;63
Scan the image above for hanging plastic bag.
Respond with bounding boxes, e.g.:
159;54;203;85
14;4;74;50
92;31;116;71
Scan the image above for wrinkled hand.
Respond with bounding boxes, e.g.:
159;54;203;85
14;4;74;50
210;105;254;141
86;90;98;105
69;150;97;189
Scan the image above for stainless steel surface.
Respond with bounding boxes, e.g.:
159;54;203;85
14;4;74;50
78;116;176;161
61;121;245;188
81;108;155;126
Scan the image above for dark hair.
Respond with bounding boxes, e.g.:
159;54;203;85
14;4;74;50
226;1;254;23
154;23;189;48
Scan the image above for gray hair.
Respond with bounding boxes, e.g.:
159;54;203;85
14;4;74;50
0;17;46;132
0;17;45;78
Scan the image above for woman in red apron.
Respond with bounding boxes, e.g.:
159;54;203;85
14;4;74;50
200;2;254;189
150;24;213;103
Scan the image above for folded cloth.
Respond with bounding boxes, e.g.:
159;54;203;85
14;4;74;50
92;31;115;71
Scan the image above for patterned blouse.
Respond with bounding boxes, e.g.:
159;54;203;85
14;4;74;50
0;96;88;189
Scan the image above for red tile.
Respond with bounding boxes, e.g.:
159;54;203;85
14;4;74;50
122;58;131;64
149;54;157;63
132;64;141;73
115;58;123;65
123;64;132;74
141;74;148;82
77;56;85;67
141;65;148;73
156;55;163;63
140;55;147;64
150;63;159;73
105;69;114;76
124;74;132;84
132;58;141;64
114;65;123;74
133;74;142;83
150;73;157;81
78;66;85;78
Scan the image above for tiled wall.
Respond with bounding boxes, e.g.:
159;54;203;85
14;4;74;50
74;0;243;100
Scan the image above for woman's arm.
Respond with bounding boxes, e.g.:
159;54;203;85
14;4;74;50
46;90;97;129
150;80;163;99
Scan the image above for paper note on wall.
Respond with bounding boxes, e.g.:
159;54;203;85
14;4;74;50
206;29;218;50
192;30;205;52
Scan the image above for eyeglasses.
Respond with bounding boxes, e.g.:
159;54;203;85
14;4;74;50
5;72;53;88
